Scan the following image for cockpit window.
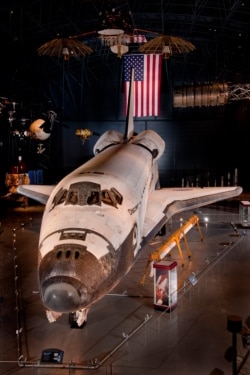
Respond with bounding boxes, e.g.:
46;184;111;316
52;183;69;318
51;187;67;208
50;181;123;209
110;187;123;205
65;182;101;206
87;191;100;205
102;189;115;207
66;190;78;205
101;188;123;208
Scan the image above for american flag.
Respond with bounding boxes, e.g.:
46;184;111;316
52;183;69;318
123;54;162;117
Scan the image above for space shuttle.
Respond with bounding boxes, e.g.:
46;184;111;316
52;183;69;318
18;69;242;327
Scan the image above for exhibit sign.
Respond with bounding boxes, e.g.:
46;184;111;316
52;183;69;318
153;260;177;311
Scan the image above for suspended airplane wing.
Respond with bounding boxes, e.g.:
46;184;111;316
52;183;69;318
17;67;242;327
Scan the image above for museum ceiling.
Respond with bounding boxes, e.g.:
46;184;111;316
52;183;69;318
0;0;249;120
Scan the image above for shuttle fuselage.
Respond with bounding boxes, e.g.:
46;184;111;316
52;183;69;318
38;129;165;320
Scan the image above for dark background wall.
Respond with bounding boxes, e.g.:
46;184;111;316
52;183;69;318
58;101;247;190
0;1;249;194
1;58;249;194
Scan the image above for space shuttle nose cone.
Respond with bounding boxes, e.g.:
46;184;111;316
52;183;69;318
43;282;82;313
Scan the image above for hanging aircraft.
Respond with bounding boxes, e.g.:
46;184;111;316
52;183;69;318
17;69;242;327
29;110;60;141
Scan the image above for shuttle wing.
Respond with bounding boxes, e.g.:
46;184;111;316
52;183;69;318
143;186;242;242
17;184;55;205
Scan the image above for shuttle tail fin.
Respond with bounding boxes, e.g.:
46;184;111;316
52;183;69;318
124;68;135;142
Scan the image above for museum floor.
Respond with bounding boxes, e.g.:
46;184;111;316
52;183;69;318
0;196;250;375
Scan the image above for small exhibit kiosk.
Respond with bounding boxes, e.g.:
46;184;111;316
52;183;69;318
40;348;64;364
153;260;177;311
239;201;250;227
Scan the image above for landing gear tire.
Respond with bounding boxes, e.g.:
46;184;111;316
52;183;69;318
69;312;86;329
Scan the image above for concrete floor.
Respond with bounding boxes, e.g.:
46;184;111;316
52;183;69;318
0;197;250;375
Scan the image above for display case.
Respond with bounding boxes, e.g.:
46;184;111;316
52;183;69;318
153;260;177;311
239;201;250;227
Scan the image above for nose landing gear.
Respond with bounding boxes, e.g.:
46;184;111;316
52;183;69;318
69;308;89;328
